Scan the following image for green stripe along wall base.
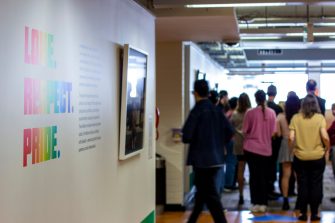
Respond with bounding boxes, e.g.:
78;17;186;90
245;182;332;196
141;210;155;223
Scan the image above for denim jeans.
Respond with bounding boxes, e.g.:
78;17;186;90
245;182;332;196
224;140;237;188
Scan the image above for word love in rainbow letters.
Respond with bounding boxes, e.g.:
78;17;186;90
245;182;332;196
24;26;56;68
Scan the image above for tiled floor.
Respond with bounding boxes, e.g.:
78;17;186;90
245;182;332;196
221;162;335;211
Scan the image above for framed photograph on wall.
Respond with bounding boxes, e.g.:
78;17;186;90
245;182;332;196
119;44;148;160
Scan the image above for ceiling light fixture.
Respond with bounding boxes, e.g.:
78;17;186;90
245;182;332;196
286;32;335;37
314;23;335;27
240;36;281;40
239;22;306;29
185;3;287;8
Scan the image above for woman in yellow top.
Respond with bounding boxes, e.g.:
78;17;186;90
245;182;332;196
289;94;330;221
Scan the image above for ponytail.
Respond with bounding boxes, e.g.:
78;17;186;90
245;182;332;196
261;103;266;120
255;90;267;120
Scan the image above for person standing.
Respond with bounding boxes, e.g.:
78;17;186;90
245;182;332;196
305;79;326;116
266;84;283;199
289;94;330;221
182;80;234;223
276;92;300;210
243;90;277;212
218;90;230;113
224;97;238;192
231;93;251;205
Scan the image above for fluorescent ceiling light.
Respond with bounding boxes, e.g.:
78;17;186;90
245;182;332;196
273;71;306;74
229;55;246;59
185;3;287;8
314;23;335;27
238;22;335;29
239;23;306;28
314;32;335;36
287;32;335;37
241;36;281;40
248;60;308;64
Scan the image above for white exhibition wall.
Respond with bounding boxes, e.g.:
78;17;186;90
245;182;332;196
0;0;155;223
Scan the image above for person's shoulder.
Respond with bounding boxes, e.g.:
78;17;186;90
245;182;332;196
290;113;300;122
318;96;326;104
246;107;256;114
315;113;325;119
277;112;285;119
266;106;276;114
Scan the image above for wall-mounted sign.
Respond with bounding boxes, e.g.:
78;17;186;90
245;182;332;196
257;49;282;56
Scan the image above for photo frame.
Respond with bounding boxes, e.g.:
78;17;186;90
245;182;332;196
119;44;148;160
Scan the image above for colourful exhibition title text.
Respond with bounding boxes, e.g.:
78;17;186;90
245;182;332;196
24;78;73;115
24;26;56;68
23;126;60;167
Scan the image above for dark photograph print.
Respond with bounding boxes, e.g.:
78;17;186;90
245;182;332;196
119;44;148;160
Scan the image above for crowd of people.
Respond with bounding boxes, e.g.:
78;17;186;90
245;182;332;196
182;78;334;223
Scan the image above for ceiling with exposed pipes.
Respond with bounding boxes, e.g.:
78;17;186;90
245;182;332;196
135;0;335;75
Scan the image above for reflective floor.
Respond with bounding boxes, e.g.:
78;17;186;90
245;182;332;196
156;210;335;223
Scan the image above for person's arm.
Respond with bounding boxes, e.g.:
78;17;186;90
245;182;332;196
288;129;295;149
182;112;197;143
327;121;335;135
275;114;283;137
320;127;330;151
320;116;330;151
242;111;250;135
222;113;235;144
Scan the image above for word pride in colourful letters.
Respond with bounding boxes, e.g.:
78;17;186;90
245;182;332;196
23;126;60;167
24;78;73;115
24;26;56;68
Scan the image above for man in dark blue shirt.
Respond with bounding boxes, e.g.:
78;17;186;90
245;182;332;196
305;79;326;116
182;80;233;223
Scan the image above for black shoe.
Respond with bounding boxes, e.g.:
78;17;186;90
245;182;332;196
298;214;307;221
282;199;290;211
311;215;321;221
294;201;300;210
330;197;335;202
288;192;297;197
238;196;244;205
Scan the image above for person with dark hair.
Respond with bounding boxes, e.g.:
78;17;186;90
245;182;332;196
266;84;283;200
218;90;230;113
231;93;251;205
182;79;234;223
225;97;238;119
276;92;300;210
209;90;219;105
306;79;326;116
267;85;283;115
223;97;239;192
243;90;277;212
289;94;330;221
